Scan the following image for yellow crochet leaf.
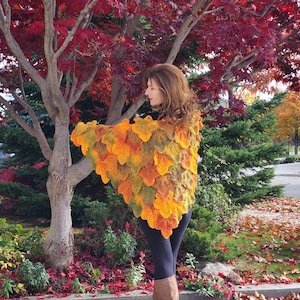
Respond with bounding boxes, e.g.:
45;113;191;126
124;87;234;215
95;159;110;184
113;118;130;142
71;120;97;145
118;179;133;204
190;144;199;159
126;149;144;173
132;115;158;142
163;142;182;161
175;126;190;149
188;113;203;134
112;138;131;165
87;149;99;169
189;156;198;175
153;192;175;219
138;164;160;186
170;200;188;219
140;204;158;229
154;151;174;175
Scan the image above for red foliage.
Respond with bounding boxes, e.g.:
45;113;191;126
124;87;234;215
0;167;16;183
0;0;298;126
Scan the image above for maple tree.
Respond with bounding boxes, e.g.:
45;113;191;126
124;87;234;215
0;0;299;267
274;92;300;155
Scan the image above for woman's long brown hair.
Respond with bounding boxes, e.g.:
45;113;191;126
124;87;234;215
143;63;199;125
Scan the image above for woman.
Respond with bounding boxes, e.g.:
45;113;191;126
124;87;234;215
140;64;201;300
71;63;202;300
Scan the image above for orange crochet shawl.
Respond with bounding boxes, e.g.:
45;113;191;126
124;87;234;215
71;113;202;238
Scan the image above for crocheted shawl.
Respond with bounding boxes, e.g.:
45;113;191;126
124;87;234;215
71;113;202;238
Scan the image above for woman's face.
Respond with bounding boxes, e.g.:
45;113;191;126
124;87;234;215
145;78;164;108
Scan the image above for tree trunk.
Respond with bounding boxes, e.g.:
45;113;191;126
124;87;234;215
44;121;74;267
294;131;299;155
44;179;74;267
106;76;127;124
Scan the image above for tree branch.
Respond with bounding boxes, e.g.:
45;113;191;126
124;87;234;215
53;0;100;60
166;0;214;63
0;93;52;160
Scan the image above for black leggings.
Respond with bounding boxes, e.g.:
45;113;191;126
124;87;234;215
138;209;192;280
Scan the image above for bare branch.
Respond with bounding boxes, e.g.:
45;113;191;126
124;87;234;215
166;0;214;63
221;50;258;82
68;156;93;186
69;63;98;107
53;0;100;60
0;93;52;160
116;95;147;124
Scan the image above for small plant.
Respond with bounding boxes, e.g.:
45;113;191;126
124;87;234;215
19;227;45;261
183;253;235;299
17;258;49;293
72;278;86;293
126;252;146;289
104;222;137;267
185;253;200;270
185;274;234;299
0;278;15;298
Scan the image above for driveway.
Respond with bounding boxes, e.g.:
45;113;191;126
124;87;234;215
271;162;300;198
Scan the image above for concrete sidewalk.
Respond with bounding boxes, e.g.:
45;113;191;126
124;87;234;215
21;283;300;299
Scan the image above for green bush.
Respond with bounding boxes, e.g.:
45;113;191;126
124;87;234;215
103;225;137;267
83;201;110;228
285;156;296;163
71;194;97;227
183;228;212;259
0;182;50;219
19;227;45;262
195;182;237;222
17;258;49;293
74;227;104;257
182;206;222;259
72;184;133;228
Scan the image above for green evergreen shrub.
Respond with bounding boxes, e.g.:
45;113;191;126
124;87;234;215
183;228;212;259
70;194;95;227
285;156;296;163
103;225;137;267
198;97;286;206
83;201;110;228
19;227;45;262
182;206;222;259
17;258;49;293
195;182;237;221
0;181;50;218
